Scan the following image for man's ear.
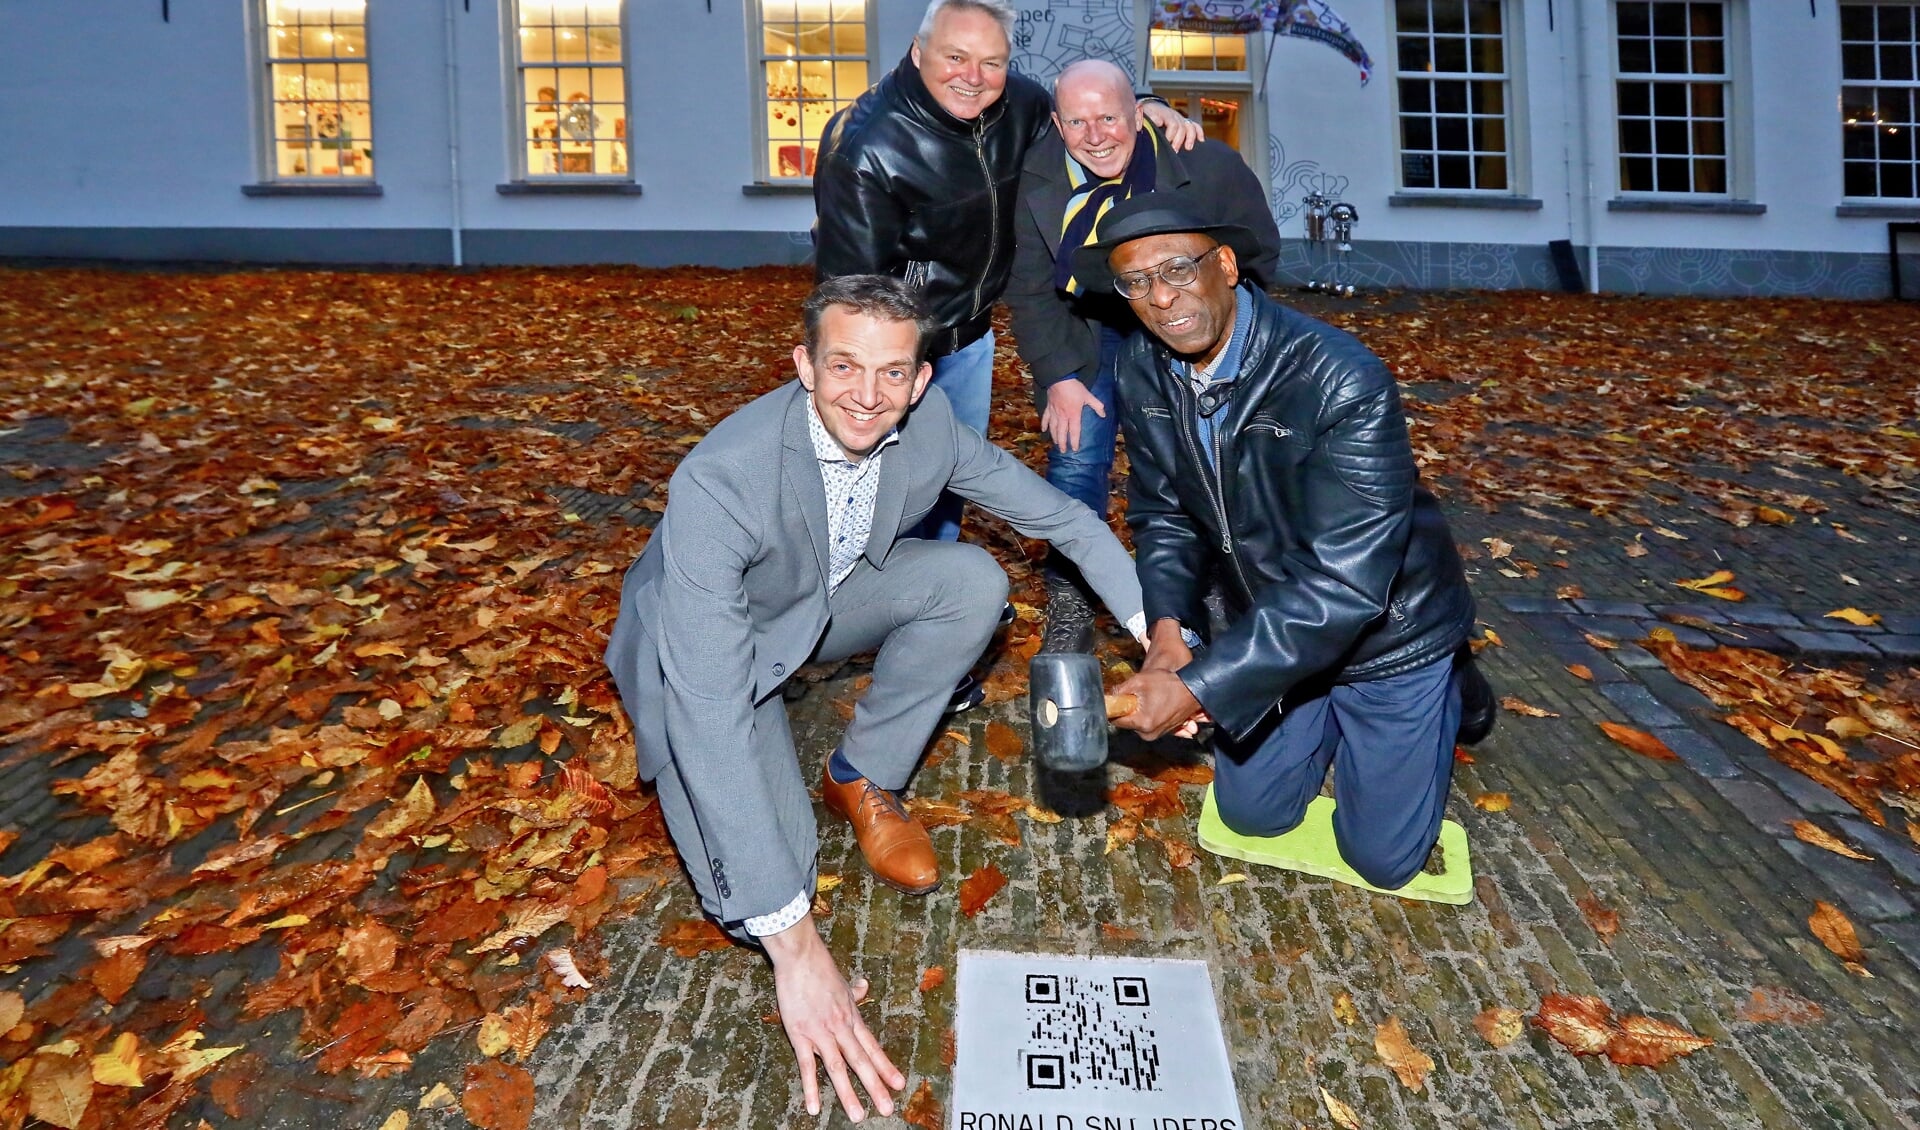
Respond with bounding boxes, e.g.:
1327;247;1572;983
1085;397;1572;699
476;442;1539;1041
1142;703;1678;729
792;344;816;391
1050;110;1066;136
1216;244;1241;289
909;37;922;67
908;361;935;405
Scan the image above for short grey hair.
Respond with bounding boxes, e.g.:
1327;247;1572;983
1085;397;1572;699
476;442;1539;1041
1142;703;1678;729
1052;59;1135;106
802;275;936;360
917;0;1016;42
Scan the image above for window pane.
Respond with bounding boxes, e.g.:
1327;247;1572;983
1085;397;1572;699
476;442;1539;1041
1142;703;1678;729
1621;118;1653;155
1469;35;1504;74
1469;80;1504;115
1619;37;1651;73
1403;152;1436;187
1652;82;1686;117
1466;0;1501;34
1843;43;1877;80
1652;37;1686;73
520;26;554;63
1651;3;1686;38
1844;159;1878;196
1477;153;1508;189
1883;163;1914;198
1437;115;1470;150
1618;2;1650;36
1840;5;1873;41
833;19;866;54
1404;116;1434;149
1688;2;1722;37
1620;82;1651;117
1881;4;1913;40
1438;153;1471;186
1401;79;1432;112
1434;36;1468;72
1398;35;1433;72
588;26;621;63
1433;2;1465;35
1622;154;1654;190
1690;82;1724;120
1690;36;1723;75
833;60;868;100
1882;44;1915;82
1397;0;1430;33
1435;80;1468;113
1692;118;1725;156
1656;155;1689;190
1693;156;1726;193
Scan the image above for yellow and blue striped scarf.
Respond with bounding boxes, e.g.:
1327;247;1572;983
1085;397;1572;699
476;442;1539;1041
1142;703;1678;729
1054;122;1164;295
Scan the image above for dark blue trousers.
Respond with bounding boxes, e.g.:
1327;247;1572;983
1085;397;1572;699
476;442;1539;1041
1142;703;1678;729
1211;651;1462;890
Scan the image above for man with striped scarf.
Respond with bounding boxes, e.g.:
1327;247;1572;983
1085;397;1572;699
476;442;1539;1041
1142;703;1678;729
1005;59;1282;653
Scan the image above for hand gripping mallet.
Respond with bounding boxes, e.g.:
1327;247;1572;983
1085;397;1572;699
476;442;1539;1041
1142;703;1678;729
1028;653;1139;773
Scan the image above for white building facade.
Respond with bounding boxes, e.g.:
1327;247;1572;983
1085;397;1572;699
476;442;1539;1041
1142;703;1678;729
2;0;1916;297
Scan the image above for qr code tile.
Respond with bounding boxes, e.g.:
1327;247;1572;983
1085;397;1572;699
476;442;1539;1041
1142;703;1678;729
1019;973;1162;1091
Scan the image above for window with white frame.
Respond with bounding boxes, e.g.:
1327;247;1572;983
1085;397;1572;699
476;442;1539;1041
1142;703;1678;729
263;0;373;180
1614;1;1729;195
513;1;628;179
1841;2;1919;199
757;1;871;181
1394;0;1512;191
1147;29;1259;161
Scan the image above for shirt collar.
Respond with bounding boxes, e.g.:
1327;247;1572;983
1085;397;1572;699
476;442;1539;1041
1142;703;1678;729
1187;283;1255;389
805;393;899;465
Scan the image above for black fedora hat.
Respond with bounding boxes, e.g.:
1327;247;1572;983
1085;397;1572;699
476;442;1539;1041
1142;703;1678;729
1069;194;1262;295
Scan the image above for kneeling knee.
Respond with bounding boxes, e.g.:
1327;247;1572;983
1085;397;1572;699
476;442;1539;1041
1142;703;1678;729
1216;792;1305;840
1341;840;1423;891
938;543;1009;613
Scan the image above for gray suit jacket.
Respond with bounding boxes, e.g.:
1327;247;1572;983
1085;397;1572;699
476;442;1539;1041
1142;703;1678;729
605;381;1142;921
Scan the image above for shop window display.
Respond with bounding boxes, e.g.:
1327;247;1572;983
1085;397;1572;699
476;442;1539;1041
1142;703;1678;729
759;0;869;181
265;0;373;180
516;1;628;178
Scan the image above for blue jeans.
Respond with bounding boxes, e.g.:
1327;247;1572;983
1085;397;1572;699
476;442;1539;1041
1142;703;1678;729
911;329;996;542
1045;325;1125;518
1210;652;1462;890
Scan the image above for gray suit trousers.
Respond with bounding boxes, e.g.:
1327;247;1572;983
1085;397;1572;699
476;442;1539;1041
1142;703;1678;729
646;538;1008;930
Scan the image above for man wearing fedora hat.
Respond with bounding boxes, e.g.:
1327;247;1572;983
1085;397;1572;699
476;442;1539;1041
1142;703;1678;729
1083;196;1495;892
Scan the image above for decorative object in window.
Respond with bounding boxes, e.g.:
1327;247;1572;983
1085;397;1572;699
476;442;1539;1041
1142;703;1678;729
515;1;626;179
263;0;372;180
758;0;869;182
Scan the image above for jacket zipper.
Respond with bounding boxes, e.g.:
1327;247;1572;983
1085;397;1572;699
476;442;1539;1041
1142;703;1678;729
1172;363;1255;599
970;116;995;320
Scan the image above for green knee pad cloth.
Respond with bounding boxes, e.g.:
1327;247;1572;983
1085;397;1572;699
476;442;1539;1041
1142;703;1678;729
1197;786;1474;905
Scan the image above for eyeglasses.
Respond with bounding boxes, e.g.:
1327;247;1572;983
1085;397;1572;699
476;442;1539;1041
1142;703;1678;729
1112;246;1223;299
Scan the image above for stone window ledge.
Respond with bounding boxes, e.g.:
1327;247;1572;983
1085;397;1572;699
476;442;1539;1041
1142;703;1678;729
495;181;644;196
242;183;382;197
1836;203;1920;219
742;183;814;197
1388;193;1543;211
1607;197;1765;215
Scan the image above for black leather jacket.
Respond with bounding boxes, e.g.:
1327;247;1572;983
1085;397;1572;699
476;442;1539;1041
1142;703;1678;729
813;56;1052;357
1118;288;1475;740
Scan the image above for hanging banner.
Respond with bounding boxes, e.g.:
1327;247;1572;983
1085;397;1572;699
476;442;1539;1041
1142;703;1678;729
1151;0;1375;84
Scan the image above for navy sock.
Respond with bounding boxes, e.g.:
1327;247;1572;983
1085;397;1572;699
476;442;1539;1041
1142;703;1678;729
827;747;863;784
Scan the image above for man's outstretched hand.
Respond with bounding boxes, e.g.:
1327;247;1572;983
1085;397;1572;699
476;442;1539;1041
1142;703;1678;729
763;915;903;1122
1116;618;1208;740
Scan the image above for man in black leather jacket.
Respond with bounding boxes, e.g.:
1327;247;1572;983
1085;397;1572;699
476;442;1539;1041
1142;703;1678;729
813;0;1198;546
1081;198;1494;892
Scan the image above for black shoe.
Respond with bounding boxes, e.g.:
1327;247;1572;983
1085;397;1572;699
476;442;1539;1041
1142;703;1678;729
999;601;1016;627
947;673;986;715
1040;582;1096;655
1456;649;1495;746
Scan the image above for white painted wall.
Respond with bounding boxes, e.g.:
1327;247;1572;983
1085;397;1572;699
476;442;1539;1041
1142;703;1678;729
0;1;1909;259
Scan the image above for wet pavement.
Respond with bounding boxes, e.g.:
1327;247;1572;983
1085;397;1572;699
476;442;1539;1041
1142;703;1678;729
4;279;1919;1129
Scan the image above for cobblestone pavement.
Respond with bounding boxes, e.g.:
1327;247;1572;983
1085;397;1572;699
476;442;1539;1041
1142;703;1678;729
5;286;1920;1129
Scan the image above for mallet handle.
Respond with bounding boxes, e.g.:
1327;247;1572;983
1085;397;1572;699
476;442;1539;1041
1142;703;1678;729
1104;693;1139;719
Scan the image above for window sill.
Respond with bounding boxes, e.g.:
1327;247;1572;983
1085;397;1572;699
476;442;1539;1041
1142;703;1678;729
1607;197;1765;215
242;182;382;197
496;181;644;196
1388;193;1542;211
742;182;814;197
1836;202;1920;218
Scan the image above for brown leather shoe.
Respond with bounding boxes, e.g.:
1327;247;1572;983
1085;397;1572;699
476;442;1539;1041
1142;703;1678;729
821;765;939;895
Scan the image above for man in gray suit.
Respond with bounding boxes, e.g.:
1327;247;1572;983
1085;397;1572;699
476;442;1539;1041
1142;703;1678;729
605;275;1144;1122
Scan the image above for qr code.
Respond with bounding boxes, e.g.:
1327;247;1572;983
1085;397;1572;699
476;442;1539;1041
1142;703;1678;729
1019;972;1162;1091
